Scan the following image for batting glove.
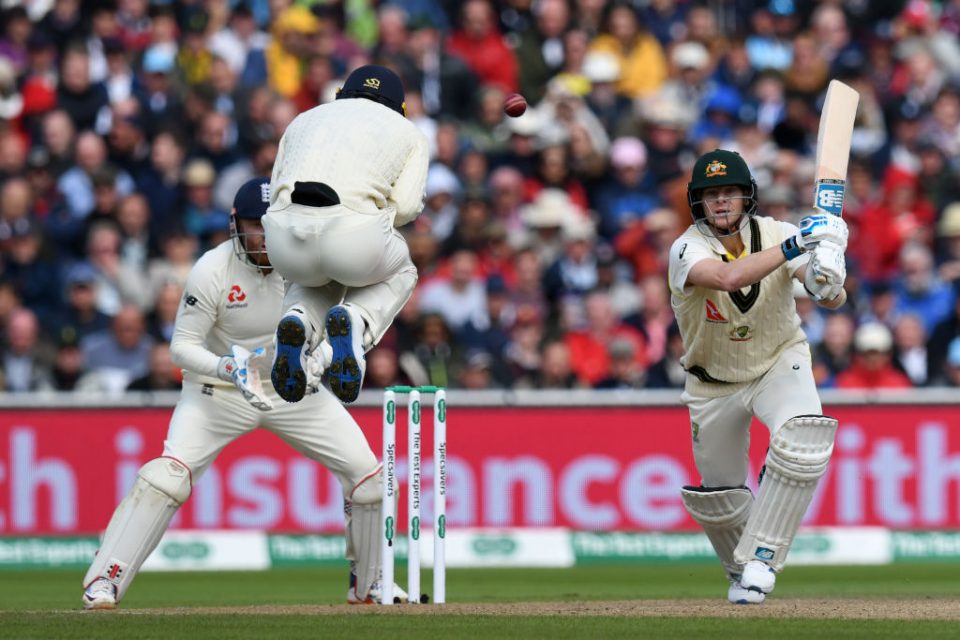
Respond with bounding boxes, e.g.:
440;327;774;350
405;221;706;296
804;275;844;303
798;214;848;251
811;239;847;284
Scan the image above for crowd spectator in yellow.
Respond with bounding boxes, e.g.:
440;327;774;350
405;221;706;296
178;10;214;87
266;6;319;99
588;2;667;99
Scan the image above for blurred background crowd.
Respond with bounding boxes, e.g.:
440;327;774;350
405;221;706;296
0;0;959;394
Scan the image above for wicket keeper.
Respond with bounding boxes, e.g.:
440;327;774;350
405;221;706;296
82;178;396;609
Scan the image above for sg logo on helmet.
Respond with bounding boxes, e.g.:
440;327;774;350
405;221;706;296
363;77;381;90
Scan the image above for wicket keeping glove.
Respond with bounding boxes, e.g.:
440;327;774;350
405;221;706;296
218;346;274;411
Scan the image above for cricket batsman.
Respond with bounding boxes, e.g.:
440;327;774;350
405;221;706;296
263;64;428;405
82;178;398;609
668;150;848;604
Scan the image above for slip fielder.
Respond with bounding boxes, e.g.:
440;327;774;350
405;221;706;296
82;178;391;609
668;150;847;604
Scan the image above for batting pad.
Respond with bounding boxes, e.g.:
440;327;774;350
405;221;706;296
734;415;838;571
349;502;382;600
83;458;192;601
681;486;753;577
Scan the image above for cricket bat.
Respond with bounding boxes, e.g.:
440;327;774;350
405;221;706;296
812;80;860;283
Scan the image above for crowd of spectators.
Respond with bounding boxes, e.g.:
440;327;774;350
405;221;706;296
1;0;959;394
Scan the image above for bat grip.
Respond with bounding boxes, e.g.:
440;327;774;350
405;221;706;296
815;273;827;284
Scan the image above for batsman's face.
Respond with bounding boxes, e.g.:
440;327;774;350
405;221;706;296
700;185;747;230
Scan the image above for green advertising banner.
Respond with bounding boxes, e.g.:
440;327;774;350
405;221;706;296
893;532;960;561
0;537;100;569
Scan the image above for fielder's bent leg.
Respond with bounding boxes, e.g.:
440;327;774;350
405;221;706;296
734;415;838;592
342;262;418;348
82;457;192;609
680;486;763;604
344;466;383;604
327;262;418;403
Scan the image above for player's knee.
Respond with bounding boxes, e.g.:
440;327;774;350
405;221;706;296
138;457;192;505
349;466;383;505
769;415;838;480
681;485;753;526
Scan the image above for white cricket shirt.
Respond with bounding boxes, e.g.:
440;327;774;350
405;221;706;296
668;216;810;397
269;98;430;227
170;241;284;387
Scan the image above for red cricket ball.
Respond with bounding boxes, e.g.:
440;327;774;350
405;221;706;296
504;93;528;118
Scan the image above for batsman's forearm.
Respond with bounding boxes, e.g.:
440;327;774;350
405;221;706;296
715;245;788;291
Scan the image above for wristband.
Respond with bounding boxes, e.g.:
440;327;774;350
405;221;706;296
217;356;237;382
781;236;803;261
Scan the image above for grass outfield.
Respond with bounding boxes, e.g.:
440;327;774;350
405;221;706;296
2;564;959;639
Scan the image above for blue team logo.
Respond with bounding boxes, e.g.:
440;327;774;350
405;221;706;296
814;181;845;215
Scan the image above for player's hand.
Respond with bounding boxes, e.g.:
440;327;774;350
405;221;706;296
804;255;844;303
224;346;274;411
811;240;846;285
804;274;844;303
797;214;848;251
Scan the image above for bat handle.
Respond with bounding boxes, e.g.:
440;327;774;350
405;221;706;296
815;274;827;285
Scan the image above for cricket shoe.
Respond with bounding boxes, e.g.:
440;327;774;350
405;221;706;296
323;303;366;403
271;311;310;402
369;579;409;604
740;560;776;595
347;572;408;604
82;578;117;610
727;574;765;605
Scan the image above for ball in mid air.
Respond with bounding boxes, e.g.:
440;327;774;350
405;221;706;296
504;93;528;118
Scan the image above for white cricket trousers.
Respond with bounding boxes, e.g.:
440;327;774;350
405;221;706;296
163;381;378;494
681;341;823;487
262;203;418;349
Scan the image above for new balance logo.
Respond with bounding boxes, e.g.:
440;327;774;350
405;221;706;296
755;547;775;561
815;182;845;215
705;299;728;323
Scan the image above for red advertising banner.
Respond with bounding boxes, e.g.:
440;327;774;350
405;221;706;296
1;405;959;534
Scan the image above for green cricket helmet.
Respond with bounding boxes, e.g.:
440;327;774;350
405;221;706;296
687;149;758;237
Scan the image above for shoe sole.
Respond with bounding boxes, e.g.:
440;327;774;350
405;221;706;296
271;316;307;403
324;306;362;403
729;591;765;605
